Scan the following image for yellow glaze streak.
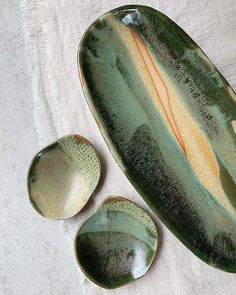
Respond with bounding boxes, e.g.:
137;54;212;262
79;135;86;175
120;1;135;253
231;120;236;135
107;16;235;214
140;44;235;215
107;17;181;148
170;88;235;215
131;31;186;153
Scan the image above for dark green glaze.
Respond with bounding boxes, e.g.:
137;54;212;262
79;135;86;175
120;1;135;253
75;196;158;289
28;135;101;219
78;5;236;272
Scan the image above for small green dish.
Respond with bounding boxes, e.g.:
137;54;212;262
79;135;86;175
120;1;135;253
27;134;101;219
74;196;158;289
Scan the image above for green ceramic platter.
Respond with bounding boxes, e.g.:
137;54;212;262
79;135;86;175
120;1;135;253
75;196;158;289
78;5;236;272
28;135;101;219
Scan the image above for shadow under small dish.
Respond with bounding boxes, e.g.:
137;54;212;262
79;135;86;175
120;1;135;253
27;134;101;219
75;196;158;289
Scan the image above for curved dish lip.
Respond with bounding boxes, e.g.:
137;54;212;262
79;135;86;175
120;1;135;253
77;5;160;73
78;3;235;91
77;5;236;273
77;4;201;73
27;134;102;220
73;195;159;290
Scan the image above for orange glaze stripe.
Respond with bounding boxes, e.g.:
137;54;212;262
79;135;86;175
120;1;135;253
131;31;186;154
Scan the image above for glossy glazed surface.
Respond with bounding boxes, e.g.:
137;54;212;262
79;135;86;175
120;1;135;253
28;135;101;219
79;5;236;272
75;196;158;289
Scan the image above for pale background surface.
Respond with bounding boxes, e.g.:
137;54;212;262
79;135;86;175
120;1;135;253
1;0;236;294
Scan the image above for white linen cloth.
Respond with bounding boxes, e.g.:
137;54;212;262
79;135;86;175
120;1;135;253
21;1;236;294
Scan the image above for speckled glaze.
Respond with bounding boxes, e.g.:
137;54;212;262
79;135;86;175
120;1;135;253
79;5;236;272
75;196;158;289
28;135;101;219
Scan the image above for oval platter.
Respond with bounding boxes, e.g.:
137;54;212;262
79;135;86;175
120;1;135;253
78;5;236;272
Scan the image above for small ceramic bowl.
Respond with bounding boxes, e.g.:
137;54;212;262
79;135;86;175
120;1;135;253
74;196;158;289
27;134;101;219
